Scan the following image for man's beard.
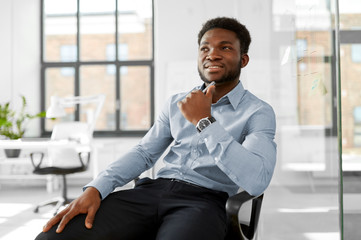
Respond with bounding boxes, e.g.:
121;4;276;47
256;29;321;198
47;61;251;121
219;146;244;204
198;61;242;84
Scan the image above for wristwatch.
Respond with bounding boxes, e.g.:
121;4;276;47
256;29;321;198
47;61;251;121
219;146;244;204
196;116;216;132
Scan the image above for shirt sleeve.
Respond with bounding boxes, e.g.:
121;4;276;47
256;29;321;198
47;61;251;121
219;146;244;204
201;104;277;196
84;98;174;199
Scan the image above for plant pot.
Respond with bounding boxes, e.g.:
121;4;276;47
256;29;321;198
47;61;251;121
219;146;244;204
4;149;21;158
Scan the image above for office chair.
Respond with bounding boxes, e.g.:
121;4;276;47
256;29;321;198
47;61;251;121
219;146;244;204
30;122;91;215
225;191;264;240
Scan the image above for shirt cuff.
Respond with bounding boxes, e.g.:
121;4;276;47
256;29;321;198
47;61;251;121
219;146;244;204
83;178;114;200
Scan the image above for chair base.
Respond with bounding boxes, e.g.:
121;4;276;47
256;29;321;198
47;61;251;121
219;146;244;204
34;196;73;216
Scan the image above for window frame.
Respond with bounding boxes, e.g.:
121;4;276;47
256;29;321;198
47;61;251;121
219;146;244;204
40;0;154;137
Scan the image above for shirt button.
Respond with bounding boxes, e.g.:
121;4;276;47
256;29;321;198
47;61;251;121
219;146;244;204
204;138;208;143
215;157;219;161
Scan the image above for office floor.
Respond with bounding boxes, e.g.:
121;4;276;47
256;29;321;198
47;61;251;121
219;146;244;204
0;179;360;240
0;184;84;240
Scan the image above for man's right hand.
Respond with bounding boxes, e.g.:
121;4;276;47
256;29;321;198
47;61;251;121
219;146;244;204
42;186;102;234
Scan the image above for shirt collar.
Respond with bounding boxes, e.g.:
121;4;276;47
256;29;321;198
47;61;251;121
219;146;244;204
226;81;245;110
200;81;245;110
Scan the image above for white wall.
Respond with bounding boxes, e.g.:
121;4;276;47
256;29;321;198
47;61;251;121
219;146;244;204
0;0;12;103
0;0;41;136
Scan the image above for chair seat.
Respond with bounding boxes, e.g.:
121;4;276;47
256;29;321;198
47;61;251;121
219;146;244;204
33;166;87;175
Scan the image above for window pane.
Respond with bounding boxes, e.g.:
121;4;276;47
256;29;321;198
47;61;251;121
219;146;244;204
60;45;77;62
106;43;128;62
120;66;151;130
44;67;75;131
118;0;153;60
79;0;116;61
351;44;361;62
80;65;116;130
43;0;77;62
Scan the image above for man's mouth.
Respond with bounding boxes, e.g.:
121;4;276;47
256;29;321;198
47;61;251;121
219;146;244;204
204;63;223;68
204;64;223;72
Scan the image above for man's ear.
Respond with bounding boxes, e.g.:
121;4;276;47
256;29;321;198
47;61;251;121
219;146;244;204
240;54;249;68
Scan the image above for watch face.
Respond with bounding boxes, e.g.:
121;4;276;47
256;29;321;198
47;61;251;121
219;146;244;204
196;117;216;132
199;119;211;130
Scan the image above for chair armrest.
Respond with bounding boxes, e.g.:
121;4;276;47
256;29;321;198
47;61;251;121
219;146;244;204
226;191;256;216
226;191;264;240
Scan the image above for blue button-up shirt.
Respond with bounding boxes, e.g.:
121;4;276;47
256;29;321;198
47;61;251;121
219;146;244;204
86;81;277;198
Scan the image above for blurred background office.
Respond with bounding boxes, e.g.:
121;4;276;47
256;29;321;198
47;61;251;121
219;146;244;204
0;0;361;239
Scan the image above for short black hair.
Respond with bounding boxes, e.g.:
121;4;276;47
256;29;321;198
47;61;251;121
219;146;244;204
198;17;251;54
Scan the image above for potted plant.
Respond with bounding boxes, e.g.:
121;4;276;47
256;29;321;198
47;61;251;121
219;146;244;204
0;95;46;158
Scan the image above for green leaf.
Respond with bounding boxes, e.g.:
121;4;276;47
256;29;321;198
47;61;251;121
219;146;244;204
0;96;46;139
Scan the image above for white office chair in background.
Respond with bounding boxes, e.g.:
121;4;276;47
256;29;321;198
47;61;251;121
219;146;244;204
30;122;92;215
30;94;105;215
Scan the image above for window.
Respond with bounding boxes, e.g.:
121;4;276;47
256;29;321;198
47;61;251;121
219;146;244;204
60;45;77;76
106;43;129;75
41;0;154;136
351;44;361;63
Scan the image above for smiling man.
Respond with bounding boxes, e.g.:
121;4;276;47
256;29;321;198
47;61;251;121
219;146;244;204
35;17;276;240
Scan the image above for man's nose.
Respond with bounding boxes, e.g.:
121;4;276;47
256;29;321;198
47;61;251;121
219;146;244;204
206;49;222;60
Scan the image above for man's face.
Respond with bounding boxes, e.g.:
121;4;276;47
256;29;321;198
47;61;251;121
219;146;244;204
198;28;245;85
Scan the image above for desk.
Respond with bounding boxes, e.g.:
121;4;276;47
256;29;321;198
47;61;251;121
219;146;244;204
0;139;98;191
0;139;84;150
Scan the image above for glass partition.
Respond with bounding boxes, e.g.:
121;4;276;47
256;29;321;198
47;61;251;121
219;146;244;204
339;0;361;239
237;0;341;239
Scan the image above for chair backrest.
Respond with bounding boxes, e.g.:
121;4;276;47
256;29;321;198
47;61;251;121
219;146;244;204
48;122;92;167
51;122;92;142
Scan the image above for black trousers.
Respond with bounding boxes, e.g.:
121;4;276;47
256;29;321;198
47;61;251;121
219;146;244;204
35;178;229;240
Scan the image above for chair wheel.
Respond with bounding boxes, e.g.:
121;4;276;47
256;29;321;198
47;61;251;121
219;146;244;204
34;207;39;213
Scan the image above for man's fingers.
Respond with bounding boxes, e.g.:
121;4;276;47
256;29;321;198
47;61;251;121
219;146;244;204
205;85;215;98
42;207;69;232
85;207;97;229
43;215;61;232
41;188;102;233
56;209;78;233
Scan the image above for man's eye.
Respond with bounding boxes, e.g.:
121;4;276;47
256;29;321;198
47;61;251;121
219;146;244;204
223;46;232;50
200;47;209;52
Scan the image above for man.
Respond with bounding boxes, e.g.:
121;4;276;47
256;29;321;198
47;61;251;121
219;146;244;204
35;17;276;240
